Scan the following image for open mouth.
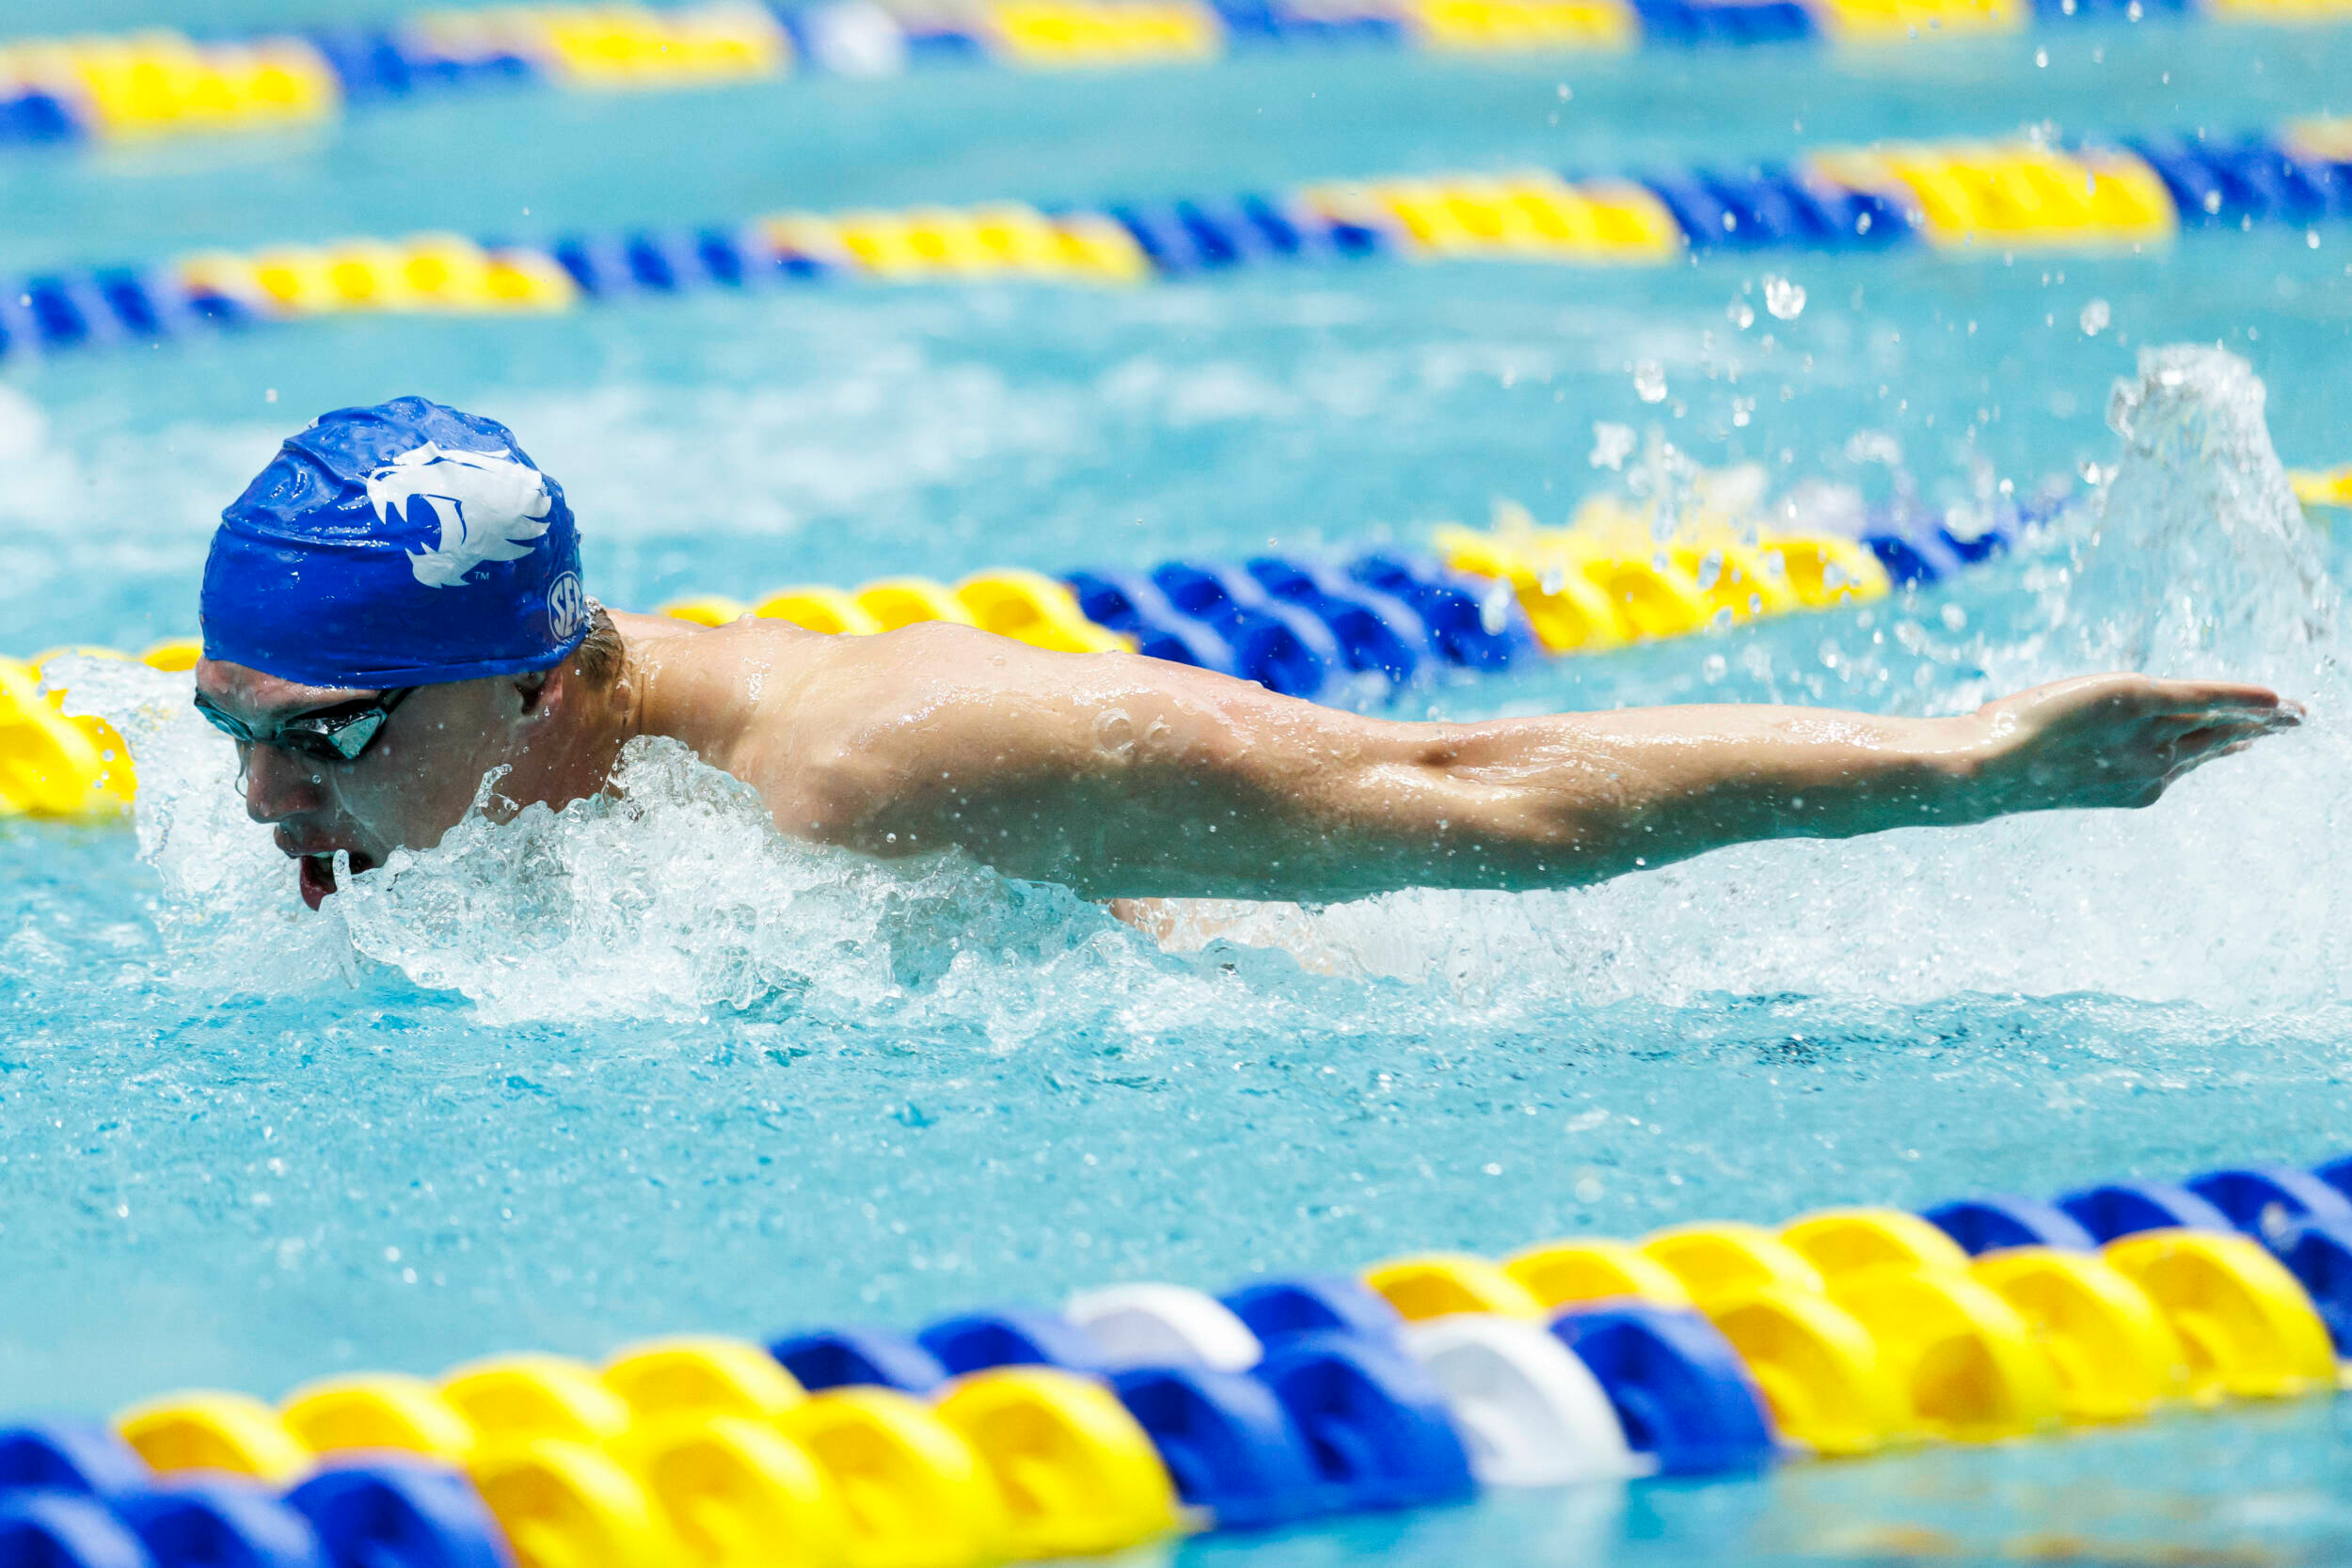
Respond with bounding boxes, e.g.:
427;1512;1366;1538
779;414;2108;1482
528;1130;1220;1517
297;850;376;911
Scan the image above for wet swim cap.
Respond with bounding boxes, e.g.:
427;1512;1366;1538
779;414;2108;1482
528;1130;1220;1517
200;396;590;689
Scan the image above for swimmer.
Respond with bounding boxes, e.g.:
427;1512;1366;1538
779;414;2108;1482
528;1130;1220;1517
193;399;2299;913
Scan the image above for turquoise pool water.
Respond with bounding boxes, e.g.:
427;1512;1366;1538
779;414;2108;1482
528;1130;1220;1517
5;14;2352;1563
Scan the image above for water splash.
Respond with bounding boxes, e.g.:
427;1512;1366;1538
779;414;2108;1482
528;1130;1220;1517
1151;347;2352;1013
48;654;353;992
60;345;2352;1022
2073;344;2336;679
333;736;1144;1028
56;657;1168;1026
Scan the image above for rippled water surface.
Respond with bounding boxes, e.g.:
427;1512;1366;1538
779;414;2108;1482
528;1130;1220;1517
5;14;2352;1564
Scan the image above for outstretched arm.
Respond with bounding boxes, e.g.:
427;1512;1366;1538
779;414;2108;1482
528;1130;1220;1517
757;624;2298;901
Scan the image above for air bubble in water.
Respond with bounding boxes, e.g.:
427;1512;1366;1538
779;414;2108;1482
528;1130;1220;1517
1762;277;1806;321
1726;299;1756;330
2080;298;2111;336
1632;362;1667;404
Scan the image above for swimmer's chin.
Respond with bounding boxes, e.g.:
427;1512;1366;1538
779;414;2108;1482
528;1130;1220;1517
297;850;376;911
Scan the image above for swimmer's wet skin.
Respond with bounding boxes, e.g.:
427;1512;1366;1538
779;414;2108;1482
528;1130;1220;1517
195;398;2301;912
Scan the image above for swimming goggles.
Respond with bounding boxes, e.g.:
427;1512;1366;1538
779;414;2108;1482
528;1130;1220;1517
194;687;417;765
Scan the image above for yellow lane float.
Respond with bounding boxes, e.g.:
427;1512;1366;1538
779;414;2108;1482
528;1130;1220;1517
1781;1208;1974;1281
602;1336;807;1423
1641;1222;1830;1303
442;1354;637;1445
2293;466;2352;514
932;1368;1179;1558
114;1390;313;1483
1809;141;2178;250
1702;1284;1907;1456
1825;1268;2061;1441
1301;171;1685;264
982;0;1224;66
469;1437;675;1568
775;1388;1008;1568
621;1416;850;1568
2102;1230;2336;1401
1363;1253;1549;1322
1970;1246;2190;1422
1502;1237;1695;1310
280;1372;479;1460
752;587;884;635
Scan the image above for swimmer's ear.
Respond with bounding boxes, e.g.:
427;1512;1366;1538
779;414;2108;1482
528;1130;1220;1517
512;668;556;717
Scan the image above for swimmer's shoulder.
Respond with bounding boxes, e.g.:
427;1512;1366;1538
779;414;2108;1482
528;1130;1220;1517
615;610;1036;674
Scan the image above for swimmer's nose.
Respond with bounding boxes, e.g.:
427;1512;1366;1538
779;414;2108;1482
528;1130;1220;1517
242;741;326;824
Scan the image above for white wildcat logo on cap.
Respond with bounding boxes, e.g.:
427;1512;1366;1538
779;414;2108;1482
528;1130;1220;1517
364;441;553;588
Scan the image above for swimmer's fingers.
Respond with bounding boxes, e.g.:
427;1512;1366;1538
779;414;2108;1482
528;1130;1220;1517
2154;681;2296;737
2161;721;2281;772
2152;705;2303;737
2152;711;2302;752
2138;677;2302;724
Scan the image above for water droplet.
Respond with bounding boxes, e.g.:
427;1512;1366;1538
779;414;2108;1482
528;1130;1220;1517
1726;298;1755;330
1589;421;1636;468
2079;298;2110;336
1632;361;1667;404
1762;276;1805;321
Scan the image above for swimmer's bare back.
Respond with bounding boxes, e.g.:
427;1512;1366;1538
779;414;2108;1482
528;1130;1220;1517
611;611;2300;903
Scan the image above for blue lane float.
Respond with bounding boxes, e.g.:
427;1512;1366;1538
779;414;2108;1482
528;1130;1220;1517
1109;1367;1327;1530
2185;1166;2352;1242
2056;1180;2238;1244
914;1307;1112;1376
282;1465;512;1568
2272;1219;2352;1354
1919;1195;2099;1255
767;1326;950;1393
1068;554;1532;699
1220;1277;1414;1354
1251;1333;1478;1513
115;1480;326;1568
1546;1302;1779;1477
0;1427;149;1502
0;1493;151;1568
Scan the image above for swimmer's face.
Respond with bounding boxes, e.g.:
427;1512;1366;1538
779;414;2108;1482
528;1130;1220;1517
193;659;552;911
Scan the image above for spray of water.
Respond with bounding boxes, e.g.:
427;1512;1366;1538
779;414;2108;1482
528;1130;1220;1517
2071;343;2336;677
63;345;2346;1023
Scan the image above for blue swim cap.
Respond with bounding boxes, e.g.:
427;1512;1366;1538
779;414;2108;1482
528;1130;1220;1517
201;396;590;689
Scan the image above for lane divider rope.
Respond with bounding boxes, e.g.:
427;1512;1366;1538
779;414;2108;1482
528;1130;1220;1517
4;117;2350;363
3;1150;2348;1566
7;0;2352;151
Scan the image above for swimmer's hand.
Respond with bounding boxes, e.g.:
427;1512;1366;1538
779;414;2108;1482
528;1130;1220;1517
1961;673;2301;816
